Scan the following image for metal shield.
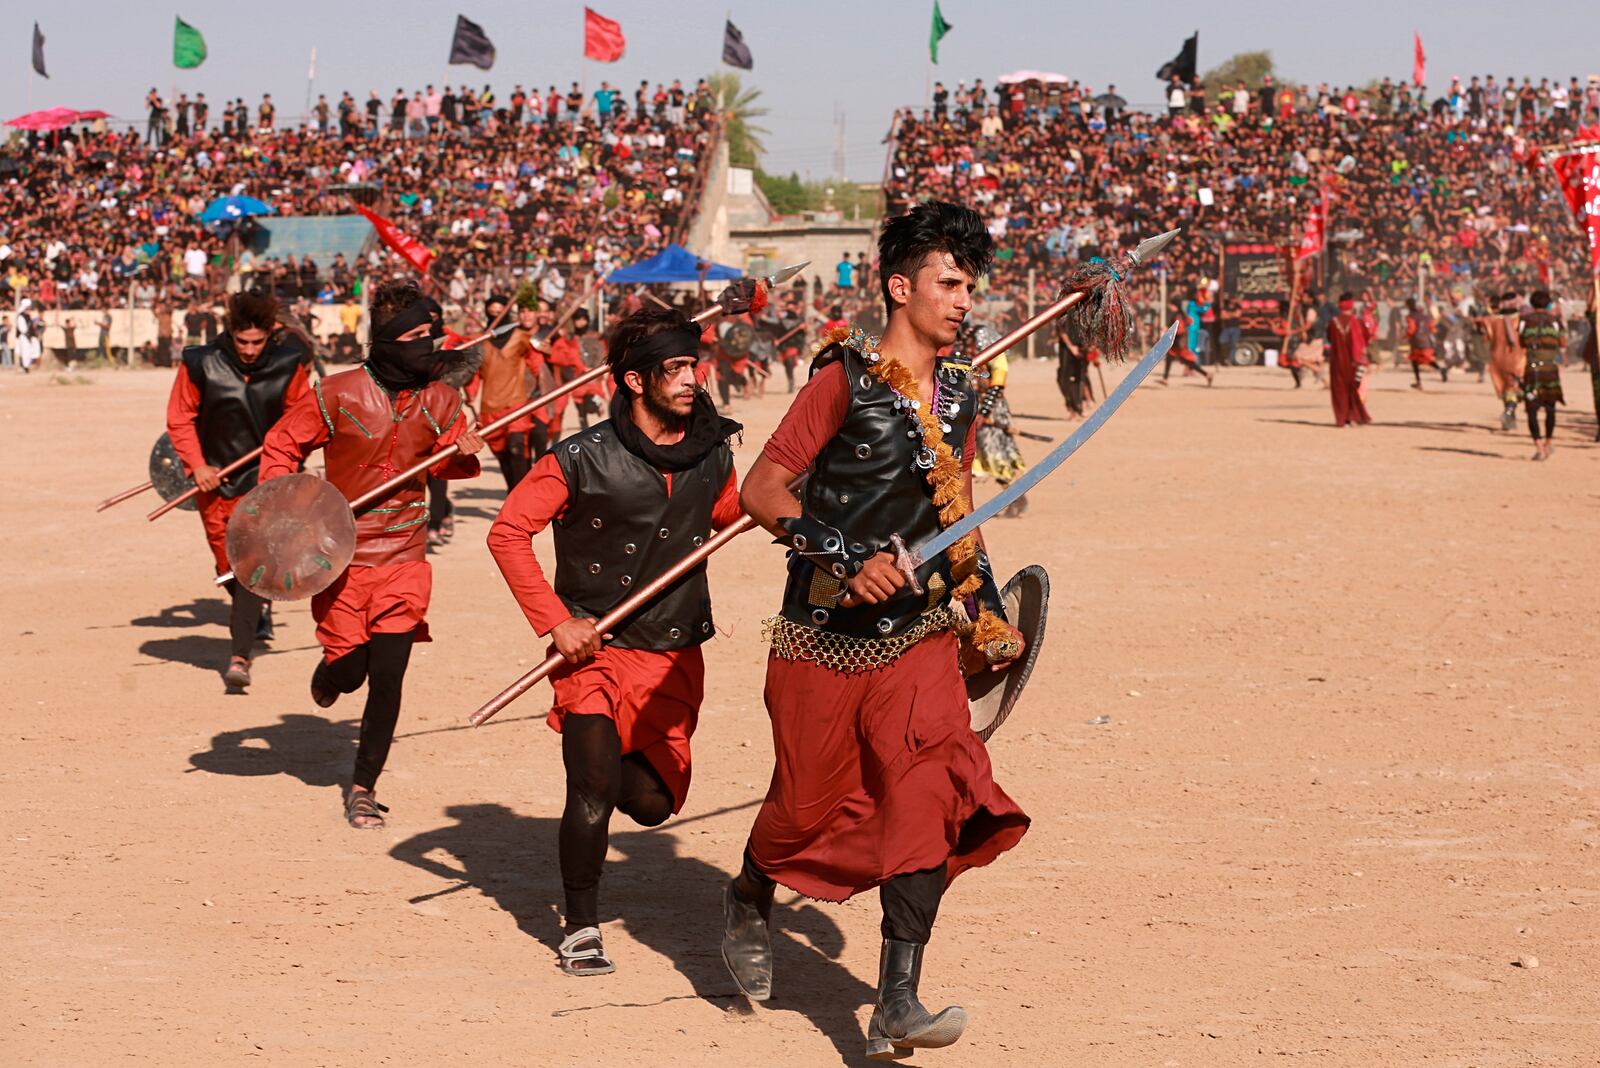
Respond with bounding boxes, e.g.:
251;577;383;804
148;433;198;511
966;564;1050;742
224;473;356;602
720;321;756;357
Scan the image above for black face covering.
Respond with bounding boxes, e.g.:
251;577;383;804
610;386;742;473
367;297;445;393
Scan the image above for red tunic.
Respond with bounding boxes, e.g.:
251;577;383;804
1326;314;1373;427
750;360;1029;902
1405;313;1436;366
165;361;311;573
487;451;741;810
261;366;481;658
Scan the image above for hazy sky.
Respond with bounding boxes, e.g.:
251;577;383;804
6;1;1599;181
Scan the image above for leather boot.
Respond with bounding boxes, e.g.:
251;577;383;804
866;939;967;1060
721;880;772;1001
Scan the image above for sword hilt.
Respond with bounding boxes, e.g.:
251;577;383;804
889;534;924;596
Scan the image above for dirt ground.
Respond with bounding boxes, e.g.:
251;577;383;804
4;355;1599;1067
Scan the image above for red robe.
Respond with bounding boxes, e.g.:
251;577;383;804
1326;313;1372;427
751;361;1030;902
166;361;311;573
486;451;741;810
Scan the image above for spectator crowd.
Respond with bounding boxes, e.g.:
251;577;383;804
0;77;722;336
887;73;1600;318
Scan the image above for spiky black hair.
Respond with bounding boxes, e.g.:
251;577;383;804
877;201;995;316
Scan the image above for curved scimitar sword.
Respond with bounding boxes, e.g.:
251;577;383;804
890;321;1180;590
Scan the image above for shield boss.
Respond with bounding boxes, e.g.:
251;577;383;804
225;473;356;601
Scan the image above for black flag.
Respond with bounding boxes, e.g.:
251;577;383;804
32;22;48;79
722;19;753;70
1156;31;1198;86
448;15;496;70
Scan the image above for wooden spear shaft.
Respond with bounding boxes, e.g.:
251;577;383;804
467;288;1093;728
144;446;266;521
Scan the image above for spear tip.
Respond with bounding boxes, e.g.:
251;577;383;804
1130;228;1181;267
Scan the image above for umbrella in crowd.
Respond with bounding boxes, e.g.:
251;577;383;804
5;106;108;132
198;195;275;224
998;70;1070;85
1093;92;1128;110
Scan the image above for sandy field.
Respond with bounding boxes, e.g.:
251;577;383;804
4;354;1599;1067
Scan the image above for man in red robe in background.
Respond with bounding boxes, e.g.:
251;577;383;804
166;290;312;690
487;305;742;977
259;280;483;830
466;293;546;489
1326;291;1373;427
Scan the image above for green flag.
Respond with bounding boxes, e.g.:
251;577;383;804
929;0;952;64
173;16;207;69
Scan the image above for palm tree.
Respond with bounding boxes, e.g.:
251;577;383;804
705;72;770;168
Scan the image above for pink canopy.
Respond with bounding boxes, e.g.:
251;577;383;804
6;107;108;132
997;70;1071;86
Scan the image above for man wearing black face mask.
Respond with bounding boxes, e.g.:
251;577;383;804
259;281;485;830
487;305;743;977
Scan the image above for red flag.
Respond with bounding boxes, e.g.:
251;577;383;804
1549;126;1600;269
354;204;435;275
1412;32;1425;88
583;7;625;62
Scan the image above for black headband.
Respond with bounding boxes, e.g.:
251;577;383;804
610;326;701;386
374;296;443;342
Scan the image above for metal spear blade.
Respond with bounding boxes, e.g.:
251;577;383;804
764;261;809;287
1129;228;1181;267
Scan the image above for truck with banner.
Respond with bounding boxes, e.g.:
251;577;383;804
1218;240;1291;366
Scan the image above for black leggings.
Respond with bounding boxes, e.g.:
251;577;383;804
734;850;947;944
560;713;675;930
315;631;416;791
426;476;451;531
1527;401;1557;441
221;579;266;660
492;432;531;493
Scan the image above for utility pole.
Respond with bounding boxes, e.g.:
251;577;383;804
832;103;847;181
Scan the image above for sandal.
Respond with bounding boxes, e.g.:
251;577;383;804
345;789;388;830
558;926;616;977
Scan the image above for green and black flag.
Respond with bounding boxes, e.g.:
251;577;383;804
174;16;207;69
929;1;952;64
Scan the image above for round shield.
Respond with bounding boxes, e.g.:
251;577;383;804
225;473;356;602
966;565;1050;742
148;433;198;512
721;321;756;357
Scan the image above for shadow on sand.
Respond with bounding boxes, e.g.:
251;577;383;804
390;802;881;1064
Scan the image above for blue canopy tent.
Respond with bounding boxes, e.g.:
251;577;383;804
605;243;742;285
199;195;274;225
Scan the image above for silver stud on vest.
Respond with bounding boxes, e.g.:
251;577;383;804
568;444;580;454
624;543;637;554
588;563;601;574
668;627;682;640
700;621;712;633
876;618;894;634
620;575;632;587
839;493;851;504
657;527;670;538
591;517;603;529
589;432;602;442
854;443;872;460
692;536;704;547
858;374;872;389
811;608;830;625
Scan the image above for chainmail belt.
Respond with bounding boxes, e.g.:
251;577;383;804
761;607;956;673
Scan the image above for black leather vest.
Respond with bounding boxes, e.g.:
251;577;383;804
181;335;309;498
780;343;977;638
552;420;734;651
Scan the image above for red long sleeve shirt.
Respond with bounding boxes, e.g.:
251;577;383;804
164;362;312;475
259;387;481;483
487;452;742;635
